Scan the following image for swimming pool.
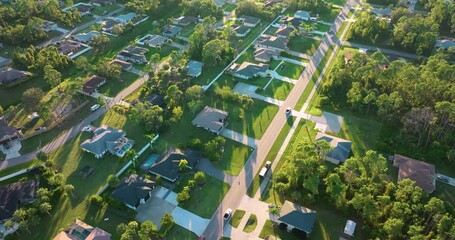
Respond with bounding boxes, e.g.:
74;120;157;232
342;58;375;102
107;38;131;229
141;154;159;169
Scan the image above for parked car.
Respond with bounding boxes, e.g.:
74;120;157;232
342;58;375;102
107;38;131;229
91;104;101;111
285;107;292;115
437;175;450;183
223;208;233;221
265;161;272;168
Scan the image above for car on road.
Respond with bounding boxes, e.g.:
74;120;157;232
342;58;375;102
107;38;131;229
437;175;450;183
90;104;101;111
265;161;271;168
223;208;232;221
285;107;292;115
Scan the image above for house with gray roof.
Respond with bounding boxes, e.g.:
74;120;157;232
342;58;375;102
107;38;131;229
255;34;288;51
276;25;294;38
143;35;168;48
0;180;39;221
192;106;228;134
112;12;136;23
109;59;133;71
277;200;317;236
148;147;200;182
162;25;182;38
0;118;22;148
102;19;122;32
80;126;134;158
315;132;352;164
71;31;101;43
0;57;11;68
254;48;280;63
294;10;310;21
187;60;203;77
117;46;148;64
239;15;261;27
111;174;155;210
233;25;251;37
0;67;31;85
280;16;303;28
173;16;199;26
228;62;269;79
434;39;455;49
371;8;392;17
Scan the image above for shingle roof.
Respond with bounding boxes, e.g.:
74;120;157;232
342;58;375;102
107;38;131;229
253;48;280;62
256;35;288;50
276;25;294;37
53;219;111;240
176;16;198;25
143;35;168;46
187;60;203;77
231;62;269;78
72;31;100;42
0;118;19;141
111;174;154;207
240;15;261;25
148;147;200;182
0;180;39;220
393;154;436;193
124;46;148;55
145;93;164;106
234;25;250;35
192;106;228;132
80;126;125;156
0;67;30;84
315;132;352;163
109;59;132;70
278;200;316;234
82;75;106;94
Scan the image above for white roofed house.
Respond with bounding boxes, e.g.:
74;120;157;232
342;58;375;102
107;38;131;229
254;48;280;62
192;106;228;135
255;34;289;52
71;31;101;43
186;60;204;78
294;10;310;21
239;15;261;27
228;62;269;79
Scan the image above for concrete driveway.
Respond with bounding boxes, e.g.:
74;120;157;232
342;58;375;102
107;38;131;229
135;195;176;228
172;207;210;236
310;111;344;134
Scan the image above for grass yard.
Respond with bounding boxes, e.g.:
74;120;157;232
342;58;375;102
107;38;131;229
259;220;299;240
145;44;178;61
223;3;237;12
276;62;304;79
0;160;40;177
264;26;278;35
281;52;310;62
237;21;272;51
91;4;120;16
324;0;347;5
214;139;253;176
176;174;230;218
236;47;260;64
336;21;349;39
269;59;282;70
192;64;225;86
0;77;50;108
318;8;342;22
262;79;294;101
316;22;331;32
289;37;321;56
216;74;271;90
98;71;139;97
12;132;136;240
246;117;295;197
180;23;196;38
74;15;96;28
166;224;198;239
231;209;246;228
243;214;258;233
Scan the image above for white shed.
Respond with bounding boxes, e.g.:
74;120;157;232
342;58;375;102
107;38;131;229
344;220;356;237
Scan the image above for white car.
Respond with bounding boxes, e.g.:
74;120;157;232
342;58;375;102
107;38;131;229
285;107;292;115
90;104;101;111
223;208;233;221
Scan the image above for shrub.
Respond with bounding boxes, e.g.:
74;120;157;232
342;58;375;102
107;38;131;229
177;186;190;204
107;174;120;188
89;195;104;207
36;151;48;161
194;171;207;185
279;222;287;230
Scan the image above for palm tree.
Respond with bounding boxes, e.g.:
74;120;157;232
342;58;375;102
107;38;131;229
179;159;188;172
39;202;52;216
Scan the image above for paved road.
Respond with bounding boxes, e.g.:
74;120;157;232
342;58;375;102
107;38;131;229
201;1;356;239
341;41;421;59
38;4;125;48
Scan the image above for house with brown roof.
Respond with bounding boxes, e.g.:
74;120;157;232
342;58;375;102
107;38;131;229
254;47;280;63
0;118;22;146
344;51;354;64
82;75;106;96
57;41;81;56
53;219;111;240
109;59;133;71
276;25;294;38
393;154;436;194
0;67;31;85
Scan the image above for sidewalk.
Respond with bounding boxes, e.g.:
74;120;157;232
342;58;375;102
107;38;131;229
232;83;283;106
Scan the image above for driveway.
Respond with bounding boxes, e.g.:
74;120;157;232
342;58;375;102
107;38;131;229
310;111;344;134
220;128;259;148
197;158;236;185
135;188;177;228
232;83;283;106
172;207;210;236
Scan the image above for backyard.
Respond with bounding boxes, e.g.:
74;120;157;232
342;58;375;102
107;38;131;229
91;4;121;16
288;37;321;56
98;71;139;97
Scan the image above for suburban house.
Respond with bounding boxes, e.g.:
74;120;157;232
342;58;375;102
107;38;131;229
173;16;199;26
116;46;148;64
81;75;106;96
0;118;23;147
112;12;136;23
276;200;317;236
0;67;31;85
239;15;261;27
233;25;251;37
192;106;228;134
80;125;134;158
254;48;280;62
294;10;310;21
53;219;111;240
0;56;11;68
102;19;122;32
162;25;182;38
56;41;81;56
228;62;269;79
125;45;148;55
314;132;352;164
255;34;288;51
393;154;436;194
143;35;168;48
77;5;92;16
145;93;165;106
71;31;101;43
148;147;200;182
265;0;282;7
340;220;357;240
42;20;58;32
371;8;392;17
186;60;204;77
434;39;455;49
276;25;294;38
280;16;303;28
110;59;133;71
90;0;114;6
0;180;39;221
111;174;155;210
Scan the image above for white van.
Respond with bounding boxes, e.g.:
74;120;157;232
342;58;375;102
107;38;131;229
91;104;101;111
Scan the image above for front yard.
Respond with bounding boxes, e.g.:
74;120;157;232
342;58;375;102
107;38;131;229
288;37;321;56
98;71;140;97
276;62;305;79
262;79;294;101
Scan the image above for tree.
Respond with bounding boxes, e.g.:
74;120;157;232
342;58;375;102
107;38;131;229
268;205;280;221
202;39;234;66
146;53;160;73
36;151;48;161
393;16;438;55
112;24;124;35
107;174;120;188
117;221;159;240
126;0;159;14
383;218;404;239
74;56;90;72
91;34;110;50
194;171;207;185
324;173;347;208
178;159;188;172
39;202;52;216
129;102;164;132
165;85;183;109
160;213;174;236
185;85;204;101
96;62;122;80
22;87;44;112
0;105;3;116
203;137;226;162
177;186;191;203
43;65;62;88
170;106;183;123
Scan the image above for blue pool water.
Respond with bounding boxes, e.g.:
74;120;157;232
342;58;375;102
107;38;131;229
142;154;159;168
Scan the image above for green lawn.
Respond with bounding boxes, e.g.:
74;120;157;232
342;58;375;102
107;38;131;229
324;0;346;5
281;52;310;62
263;79;294;101
237;20;272;51
91;4;120;16
264;26;278;35
246;117;295;197
316;22;332;32
98;71;139;97
0;76;50;108
74;15;96;28
180;23;196;38
166;224;198;239
243;214;258;233
318;8;342;22
223;3;237;12
176;174;230;218
236;47;260;64
231;209;246;228
145;45;178;61
269;59;282;70
216;74;271;89
288;37;321;56
192;64;225;86
336;21;349;39
276;62;304;79
259;220;299;240
0;160;40;177
214;139;253;176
